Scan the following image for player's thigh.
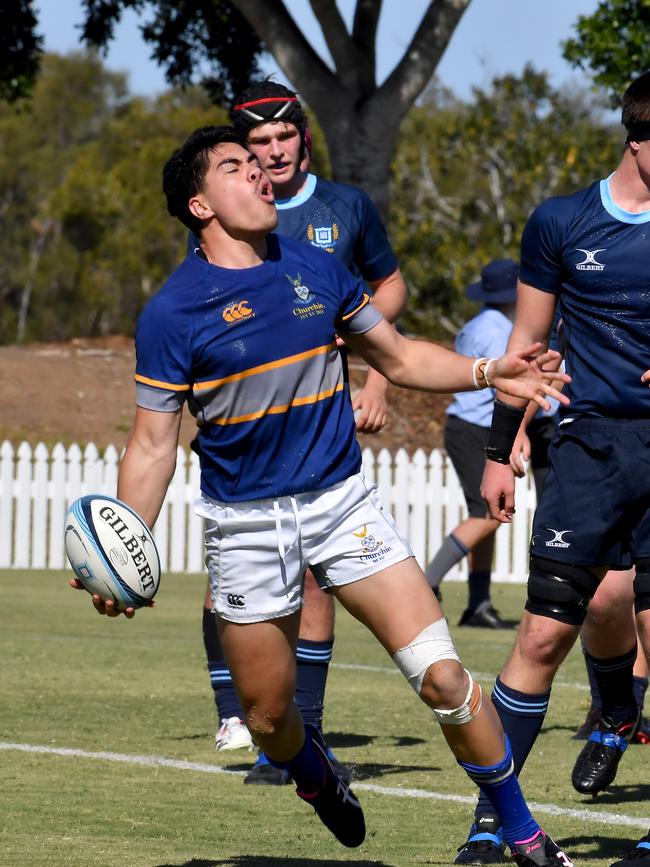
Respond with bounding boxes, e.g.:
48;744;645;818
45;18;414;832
333;557;443;655
218;612;300;711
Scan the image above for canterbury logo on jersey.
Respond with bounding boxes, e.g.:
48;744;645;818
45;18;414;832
223;300;254;324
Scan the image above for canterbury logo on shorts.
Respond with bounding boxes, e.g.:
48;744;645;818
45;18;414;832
227;594;246;608
223;301;254;323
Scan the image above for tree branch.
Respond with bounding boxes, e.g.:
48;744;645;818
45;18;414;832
308;0;353;75
231;0;339;96
379;0;470;116
352;0;382;57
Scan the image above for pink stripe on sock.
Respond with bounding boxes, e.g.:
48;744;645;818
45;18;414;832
515;830;544;846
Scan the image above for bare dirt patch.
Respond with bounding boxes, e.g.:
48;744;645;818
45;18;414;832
1;335;450;454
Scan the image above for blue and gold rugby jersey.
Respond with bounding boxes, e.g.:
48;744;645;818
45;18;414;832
520;175;650;419
135;234;383;502
274;173;397;280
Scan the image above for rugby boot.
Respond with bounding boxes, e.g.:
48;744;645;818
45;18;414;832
459;600;507;629
295;725;365;847
610;833;650;867
244;751;291;785
511;831;573;867
633;716;650;745
571;709;641;795
455;814;506;865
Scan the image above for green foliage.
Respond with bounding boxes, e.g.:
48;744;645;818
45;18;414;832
390;67;622;336
0;52;223;344
81;0;263;103
563;0;650;103
0;0;43;102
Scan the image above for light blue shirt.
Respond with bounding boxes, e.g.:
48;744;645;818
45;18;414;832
446;307;513;428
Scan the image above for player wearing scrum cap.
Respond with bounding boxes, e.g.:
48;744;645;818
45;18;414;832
199;80;407;785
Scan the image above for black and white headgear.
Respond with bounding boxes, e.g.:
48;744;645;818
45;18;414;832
232;81;308;155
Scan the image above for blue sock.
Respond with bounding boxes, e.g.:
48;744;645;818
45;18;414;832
202;607;244;720
459;737;539;849
468;569;491;612
475;677;549;821
266;724;326;793
296;638;333;730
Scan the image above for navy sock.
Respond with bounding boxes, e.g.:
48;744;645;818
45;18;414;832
582;644;602;711
633;675;648;711
202;607;244;720
459;737;539;848
266;724;326;793
476;677;549;820
296;638;333;730
590;646;637;724
468;569;491;612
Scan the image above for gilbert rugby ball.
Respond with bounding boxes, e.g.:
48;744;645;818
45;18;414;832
65;494;160;610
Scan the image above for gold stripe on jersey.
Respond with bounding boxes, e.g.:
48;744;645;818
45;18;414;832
134;374;191;391
194;341;337;391
210;382;345;426
339;293;370;322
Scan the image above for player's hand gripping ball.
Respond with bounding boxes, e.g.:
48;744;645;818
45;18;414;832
65;495;160;610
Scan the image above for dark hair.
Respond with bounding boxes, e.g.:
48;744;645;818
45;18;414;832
231;79;307;157
621;70;650;140
162;125;245;234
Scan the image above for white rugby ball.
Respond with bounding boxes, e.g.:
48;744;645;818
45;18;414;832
65;494;160;610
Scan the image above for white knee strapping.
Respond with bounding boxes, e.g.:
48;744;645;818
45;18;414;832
432;669;483;726
392;618;460;695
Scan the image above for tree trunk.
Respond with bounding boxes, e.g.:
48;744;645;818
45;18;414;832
232;0;472;218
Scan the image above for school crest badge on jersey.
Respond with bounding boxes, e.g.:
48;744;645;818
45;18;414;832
286;273;325;320
307;223;339;253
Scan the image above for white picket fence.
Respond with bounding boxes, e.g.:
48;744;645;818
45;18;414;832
0;440;538;581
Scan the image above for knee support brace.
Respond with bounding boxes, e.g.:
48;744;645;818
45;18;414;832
634;560;650;613
526;556;599;625
393;618;460;695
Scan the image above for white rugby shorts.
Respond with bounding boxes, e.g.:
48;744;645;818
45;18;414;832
195;472;413;623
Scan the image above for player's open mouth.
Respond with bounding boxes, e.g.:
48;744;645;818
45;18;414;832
257;178;274;203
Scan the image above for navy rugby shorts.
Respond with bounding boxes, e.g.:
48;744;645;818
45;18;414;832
531;417;650;568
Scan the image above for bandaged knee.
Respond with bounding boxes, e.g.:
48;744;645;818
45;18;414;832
433;669;483;726
392;618;460;695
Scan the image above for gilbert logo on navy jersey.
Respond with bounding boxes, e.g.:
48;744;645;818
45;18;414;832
575;249;606;271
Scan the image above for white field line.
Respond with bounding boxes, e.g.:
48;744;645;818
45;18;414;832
331;662;590;691
1;741;648;829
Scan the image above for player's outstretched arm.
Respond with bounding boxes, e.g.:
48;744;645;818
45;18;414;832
70;406;182;618
344;319;569;409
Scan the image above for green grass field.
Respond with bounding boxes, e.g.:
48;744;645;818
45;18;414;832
2;570;649;867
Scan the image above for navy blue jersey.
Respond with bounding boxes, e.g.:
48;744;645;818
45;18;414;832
135;234;383;502
274;173;398;281
188;173;397;282
520;176;650;418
